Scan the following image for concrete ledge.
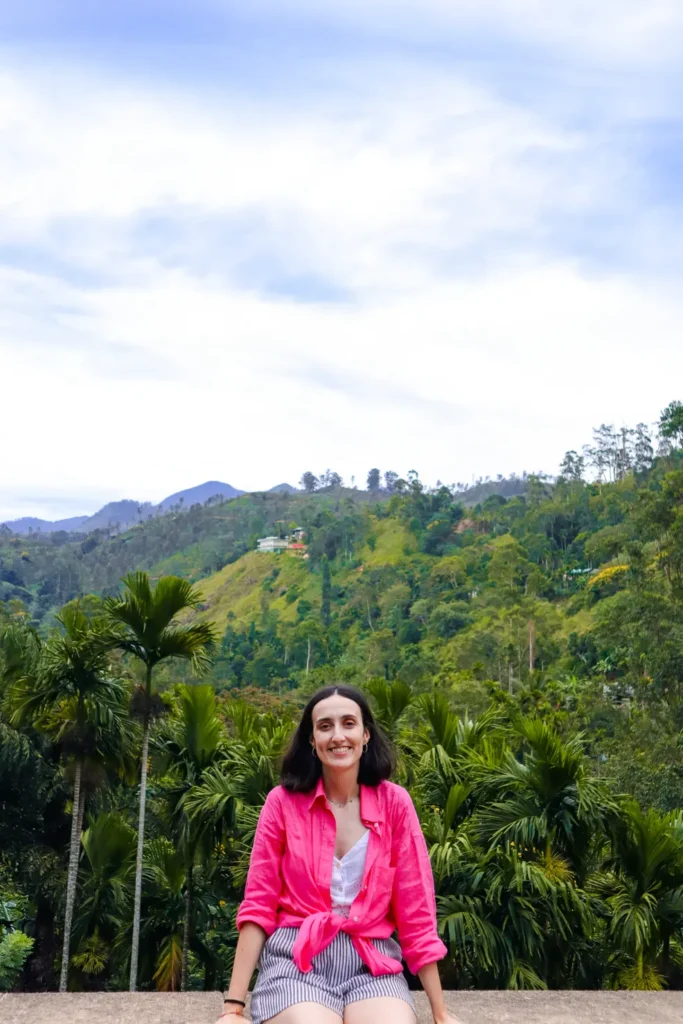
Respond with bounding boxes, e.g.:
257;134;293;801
2;990;683;1024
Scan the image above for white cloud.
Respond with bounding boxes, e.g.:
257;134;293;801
0;61;621;292
1;40;681;520
243;0;683;66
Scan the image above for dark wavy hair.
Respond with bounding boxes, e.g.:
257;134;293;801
280;684;396;793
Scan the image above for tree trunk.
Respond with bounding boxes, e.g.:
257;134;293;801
306;638;311;675
76;784;86;838
181;861;193;991
58;758;83;993
129;713;151;991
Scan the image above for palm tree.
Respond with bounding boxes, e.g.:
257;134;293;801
406;708;612;989
2;605;127;992
104;572;217;991
154;684;226;989
142;838;187;991
366;678;414;742
72;812;137;983
220;701;292;803
474;717;613;882
596;802;683;989
463;717;614;988
410;693;499;806
182;703;290;901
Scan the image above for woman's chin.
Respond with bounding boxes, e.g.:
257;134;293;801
323;754;358;769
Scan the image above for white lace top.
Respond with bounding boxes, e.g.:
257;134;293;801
330;830;370;917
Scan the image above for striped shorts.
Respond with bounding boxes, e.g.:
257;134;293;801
249;926;416;1023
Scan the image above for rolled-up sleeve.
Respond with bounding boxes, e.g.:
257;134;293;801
236;788;284;936
391;792;448;976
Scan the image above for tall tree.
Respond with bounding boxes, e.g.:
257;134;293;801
319;470;343;489
559;450;585;482
384;470;398;493
366;468;381;493
2;607;126;992
659;401;683;450
155;684;226;990
633;423;654;478
299;472;319;493
104;573;217;992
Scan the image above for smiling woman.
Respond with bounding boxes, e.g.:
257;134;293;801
216;684;462;1024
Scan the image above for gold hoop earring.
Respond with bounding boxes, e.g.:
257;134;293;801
363;742;369;755
311;746;318;758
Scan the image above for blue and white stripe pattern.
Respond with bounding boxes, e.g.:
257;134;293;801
249;926;416;1022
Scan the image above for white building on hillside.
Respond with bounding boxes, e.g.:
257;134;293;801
257;536;289;553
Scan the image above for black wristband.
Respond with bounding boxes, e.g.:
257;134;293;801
224;998;246;1007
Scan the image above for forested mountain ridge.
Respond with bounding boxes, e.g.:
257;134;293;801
0;468;536;616
0;486;387;617
4;402;683;993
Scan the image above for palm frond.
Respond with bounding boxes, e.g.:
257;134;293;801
506;960;547;990
156;623;217;671
153;933;183;992
182;765;239;834
437;893;502;971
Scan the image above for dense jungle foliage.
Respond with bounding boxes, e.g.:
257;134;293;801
3;400;683;994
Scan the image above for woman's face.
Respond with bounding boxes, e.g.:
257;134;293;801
310;694;370;773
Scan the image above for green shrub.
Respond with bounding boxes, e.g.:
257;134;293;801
0;930;34;991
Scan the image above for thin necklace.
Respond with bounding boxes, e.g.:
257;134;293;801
327;791;359;809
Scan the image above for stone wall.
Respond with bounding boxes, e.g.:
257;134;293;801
2;991;683;1024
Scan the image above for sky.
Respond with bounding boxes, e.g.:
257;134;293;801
2;1;683;521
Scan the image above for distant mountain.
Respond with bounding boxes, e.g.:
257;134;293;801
2;481;245;536
156;481;244;513
2;515;90;535
268;483;299;494
77;500;143;533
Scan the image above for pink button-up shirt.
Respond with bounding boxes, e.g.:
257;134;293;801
236;777;448;977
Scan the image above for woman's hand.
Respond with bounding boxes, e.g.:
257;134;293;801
215;1006;244;1020
433;1012;465;1024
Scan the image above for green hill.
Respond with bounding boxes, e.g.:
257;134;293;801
0;487;379;617
4;407;683;746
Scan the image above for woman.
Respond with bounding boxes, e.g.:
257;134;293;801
217;685;462;1024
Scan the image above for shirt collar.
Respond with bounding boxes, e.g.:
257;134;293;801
306;776;384;824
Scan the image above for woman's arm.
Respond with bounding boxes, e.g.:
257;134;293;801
390;791;448;976
219;922;268;1017
219;789;286;1019
391;791;463;1023
417;961;463;1024
235;788;285;933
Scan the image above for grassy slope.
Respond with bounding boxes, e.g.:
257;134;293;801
192;552;313;627
360;517;418;566
149;543;210;582
191;517;419;630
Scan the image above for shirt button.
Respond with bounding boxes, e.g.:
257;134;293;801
353;915;358;921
